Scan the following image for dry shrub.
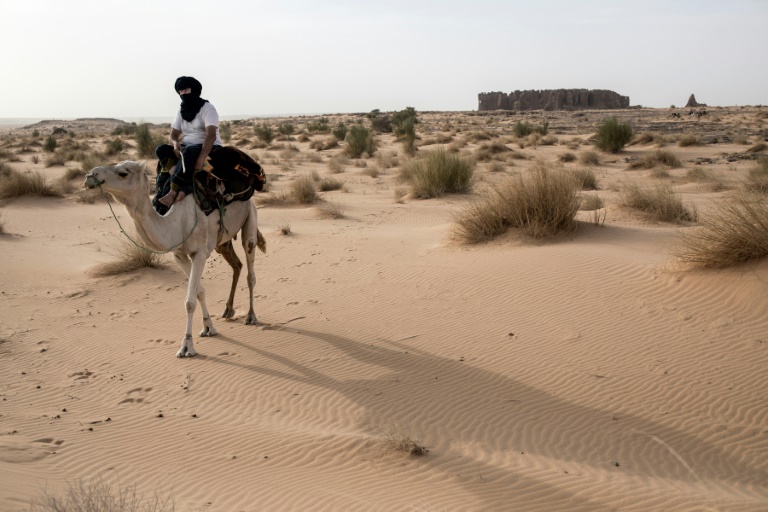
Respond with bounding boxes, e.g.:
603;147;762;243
319;177;344;191
678;133;702;147
620;183;696;223
382;424;428;456
540;134;558;146
64;166;87;180
630;132;663;146
579;150;601;166
316;200;344;219
309;137;338;151
328;155;347;174
474;140;510;162
487;161;505;173
255;190;290;206
579;194;604;211
394;187;408;203
400;148;475;199
362;167;379;178
746;142;767;154
745;156;768;192
290;174;318;204
566;137;583;149
454;162;580;243
0;169;62;198
73;188;105;204
628;150;681;170
558;152;576;163
676;192;768;268
35;477;174;512
278;223;292;235
572;168;599;190
375;150;398;169
90;236;166;277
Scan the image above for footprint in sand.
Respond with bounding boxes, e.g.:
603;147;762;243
118;387;152;405
0;438;64;463
68;370;94;381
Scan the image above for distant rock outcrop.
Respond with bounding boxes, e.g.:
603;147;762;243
478;89;629;111
685;94;706;108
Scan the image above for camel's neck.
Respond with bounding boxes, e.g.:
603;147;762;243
117;190;193;253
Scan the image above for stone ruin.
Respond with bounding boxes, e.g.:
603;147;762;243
478;89;630;111
685;94;706;108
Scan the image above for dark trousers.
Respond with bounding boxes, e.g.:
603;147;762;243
154;143;221;193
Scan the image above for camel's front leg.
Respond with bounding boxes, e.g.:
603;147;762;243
242;226;260;326
173;253;216;358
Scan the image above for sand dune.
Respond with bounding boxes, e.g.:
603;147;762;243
1;108;767;511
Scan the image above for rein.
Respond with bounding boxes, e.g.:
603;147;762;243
94;158;200;255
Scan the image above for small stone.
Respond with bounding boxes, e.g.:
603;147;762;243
191;414;197;418
157;413;164;418
612;461;620;467
88;427;93;431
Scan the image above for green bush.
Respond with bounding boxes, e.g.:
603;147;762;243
43;135;57;152
307;118;330;133
400;148;474;199
220;121;232;142
513;121;533;138
278;123;295;136
367;109;392;133
135;123;165;158
398;117;417;156
344;125;376;158
332;122;347;141
254;123;275;143
595;118;633;153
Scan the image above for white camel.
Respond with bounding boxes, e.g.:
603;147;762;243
84;161;265;357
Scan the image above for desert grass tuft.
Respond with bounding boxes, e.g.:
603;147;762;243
316;200;345;219
675;192;768;268
382;423;428;456
558;152;576;163
400;148;475;199
620;183;696;223
572;168;599;190
0;169;62;199
579;150;601;166
278;223;292;235
394;187;408;203
678;133;702;147
746;142;767;154
579;194;604;211
35;476;174;512
89;236;167;277
319;177;344;192
745;156;768;192
290;174;318;204
453;161;580;243
628;150;681;169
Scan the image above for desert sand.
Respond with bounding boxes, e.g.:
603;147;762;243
1;107;767;511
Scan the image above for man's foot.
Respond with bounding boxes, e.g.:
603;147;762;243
158;190;177;207
159;190;185;207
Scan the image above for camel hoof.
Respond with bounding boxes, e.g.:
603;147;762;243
221;307;235;319
177;347;197;358
200;326;217;337
244;312;258;325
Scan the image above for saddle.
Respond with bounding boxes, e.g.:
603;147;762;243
153;146;266;216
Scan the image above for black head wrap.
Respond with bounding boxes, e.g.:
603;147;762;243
174;76;208;122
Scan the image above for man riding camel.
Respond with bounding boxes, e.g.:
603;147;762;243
157;76;222;207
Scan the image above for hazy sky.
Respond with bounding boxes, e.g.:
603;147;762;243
1;0;766;119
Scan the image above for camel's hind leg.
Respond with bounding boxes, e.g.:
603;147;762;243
241;206;265;325
215;240;242;319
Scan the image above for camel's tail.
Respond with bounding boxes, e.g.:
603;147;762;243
256;229;267;253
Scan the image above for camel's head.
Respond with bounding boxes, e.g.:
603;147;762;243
84;161;148;196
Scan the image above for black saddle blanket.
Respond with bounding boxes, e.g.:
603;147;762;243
153;146;266;216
